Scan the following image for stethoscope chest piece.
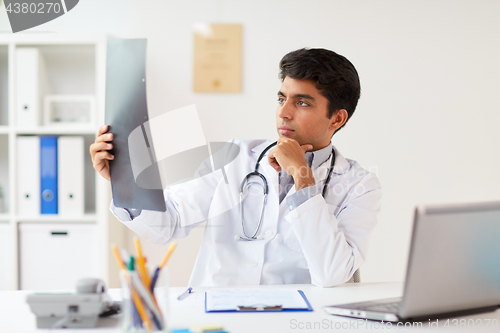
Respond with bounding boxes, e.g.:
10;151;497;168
236;142;276;241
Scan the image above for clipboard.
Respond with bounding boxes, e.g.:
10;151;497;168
204;289;313;312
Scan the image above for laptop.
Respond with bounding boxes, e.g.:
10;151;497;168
323;201;500;322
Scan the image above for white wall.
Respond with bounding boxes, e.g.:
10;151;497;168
4;0;499;285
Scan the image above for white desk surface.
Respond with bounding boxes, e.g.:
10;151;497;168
2;282;499;333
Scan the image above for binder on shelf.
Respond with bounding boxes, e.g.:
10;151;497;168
17;136;41;215
40;136;58;214
15;48;49;128
58;136;84;216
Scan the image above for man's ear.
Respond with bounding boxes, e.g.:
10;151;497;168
329;109;348;132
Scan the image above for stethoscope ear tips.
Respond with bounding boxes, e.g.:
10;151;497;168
256;235;264;240
234;235;241;241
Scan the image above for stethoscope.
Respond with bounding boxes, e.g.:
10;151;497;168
235;141;336;241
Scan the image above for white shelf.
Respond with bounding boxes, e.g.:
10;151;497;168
15;126;97;135
0;33;108;45
0;33;110;291
16;214;98;223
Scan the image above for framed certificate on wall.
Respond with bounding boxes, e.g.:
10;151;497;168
193;23;242;93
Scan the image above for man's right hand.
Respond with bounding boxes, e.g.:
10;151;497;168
89;125;114;181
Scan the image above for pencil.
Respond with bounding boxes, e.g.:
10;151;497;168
133;237;163;313
133;237;152;288
112;244;126;270
127;256;143;328
160;242;177;269
130;271;164;330
150;242;177;291
111;245;153;331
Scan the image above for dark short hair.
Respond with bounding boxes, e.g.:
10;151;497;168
279;48;361;133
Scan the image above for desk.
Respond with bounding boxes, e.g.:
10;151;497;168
1;283;499;333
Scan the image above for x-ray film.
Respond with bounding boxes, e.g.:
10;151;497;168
105;38;166;211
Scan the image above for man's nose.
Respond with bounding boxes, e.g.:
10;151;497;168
278;101;294;120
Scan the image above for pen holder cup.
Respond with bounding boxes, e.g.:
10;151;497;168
120;268;170;332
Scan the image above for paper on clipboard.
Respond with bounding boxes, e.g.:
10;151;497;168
205;289;313;312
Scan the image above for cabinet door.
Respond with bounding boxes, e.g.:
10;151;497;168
0;223;12;290
19;223;98;290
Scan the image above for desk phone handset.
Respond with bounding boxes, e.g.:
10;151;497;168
26;278;121;329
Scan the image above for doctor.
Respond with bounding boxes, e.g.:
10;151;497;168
90;48;381;287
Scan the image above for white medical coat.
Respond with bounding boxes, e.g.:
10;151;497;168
111;139;382;287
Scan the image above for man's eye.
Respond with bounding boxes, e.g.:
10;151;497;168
298;101;309;106
277;97;285;104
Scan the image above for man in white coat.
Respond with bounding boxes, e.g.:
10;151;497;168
90;48;381;287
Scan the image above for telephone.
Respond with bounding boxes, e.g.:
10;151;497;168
26;278;121;329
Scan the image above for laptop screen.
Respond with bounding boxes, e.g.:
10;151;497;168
400;201;500;318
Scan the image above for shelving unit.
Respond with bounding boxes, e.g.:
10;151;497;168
0;33;110;290
0;45;7;127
